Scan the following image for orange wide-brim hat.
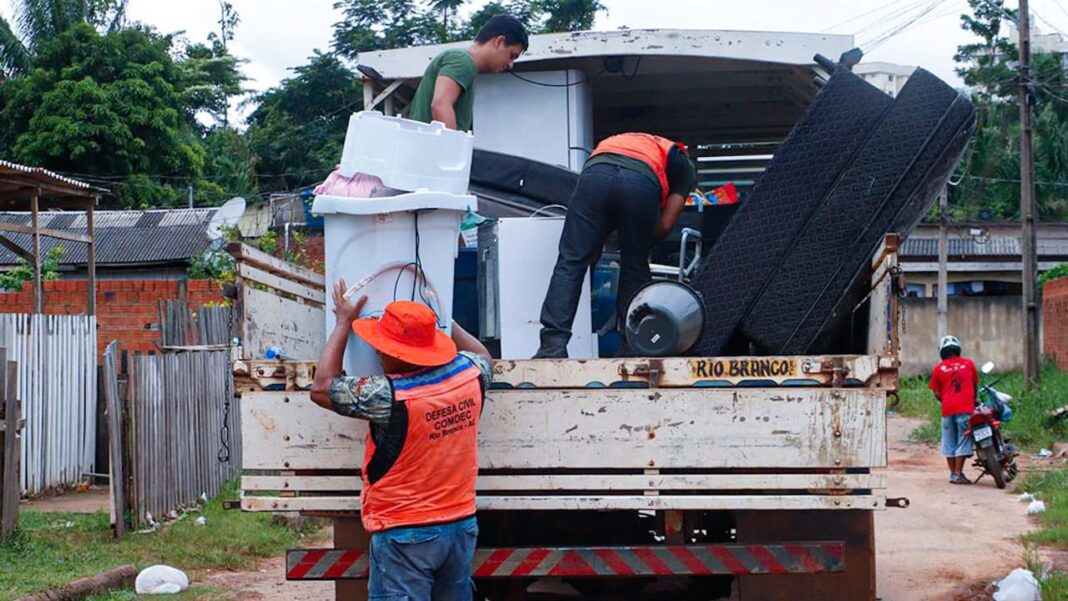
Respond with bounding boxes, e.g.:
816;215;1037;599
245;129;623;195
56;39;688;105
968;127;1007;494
351;300;457;367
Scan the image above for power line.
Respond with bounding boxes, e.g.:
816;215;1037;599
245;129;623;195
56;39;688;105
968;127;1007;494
825;0;933;34
861;0;951;52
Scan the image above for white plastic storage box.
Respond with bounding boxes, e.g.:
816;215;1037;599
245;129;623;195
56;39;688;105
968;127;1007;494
338;111;474;195
313;192;478;376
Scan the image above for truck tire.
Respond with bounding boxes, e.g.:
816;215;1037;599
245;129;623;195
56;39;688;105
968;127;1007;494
981;445;1006;489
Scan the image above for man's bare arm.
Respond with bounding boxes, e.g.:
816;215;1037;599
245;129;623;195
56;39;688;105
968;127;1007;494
656;193;687;240
430;76;464;129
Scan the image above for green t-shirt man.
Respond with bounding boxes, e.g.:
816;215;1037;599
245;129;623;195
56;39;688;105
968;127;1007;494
406;15;529;131
409;50;478;132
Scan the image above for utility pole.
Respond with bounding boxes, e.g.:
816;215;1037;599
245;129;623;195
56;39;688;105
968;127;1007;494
188;184;194;210
1019;0;1041;387
937;187;948;341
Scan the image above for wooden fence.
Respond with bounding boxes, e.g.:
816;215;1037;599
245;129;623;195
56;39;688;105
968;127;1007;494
158;300;235;348
0;314;96;495
116;348;239;530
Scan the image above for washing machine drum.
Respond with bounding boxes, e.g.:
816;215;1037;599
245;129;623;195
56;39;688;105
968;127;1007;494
624;281;706;357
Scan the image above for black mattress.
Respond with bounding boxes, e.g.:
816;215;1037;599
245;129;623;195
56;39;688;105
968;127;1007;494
740;69;976;354
690;67;895;355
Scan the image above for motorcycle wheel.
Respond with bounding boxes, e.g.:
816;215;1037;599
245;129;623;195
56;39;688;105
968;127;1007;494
981;445;1006;489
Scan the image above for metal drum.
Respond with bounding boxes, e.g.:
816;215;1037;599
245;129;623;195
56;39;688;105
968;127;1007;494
624;281;706;357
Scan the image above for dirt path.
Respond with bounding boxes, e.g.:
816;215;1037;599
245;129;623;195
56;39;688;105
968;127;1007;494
876;416;1037;601
198;527;334;600
21;486;109;513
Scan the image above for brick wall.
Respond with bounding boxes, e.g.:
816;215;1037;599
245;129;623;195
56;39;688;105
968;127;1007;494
0;279;226;358
1044;276;1068;370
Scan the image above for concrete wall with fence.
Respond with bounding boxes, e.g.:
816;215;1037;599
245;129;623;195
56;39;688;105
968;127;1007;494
898;296;1027;377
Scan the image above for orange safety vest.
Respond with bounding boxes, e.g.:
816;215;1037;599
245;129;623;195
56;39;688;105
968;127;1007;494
360;354;483;533
589;133;688;207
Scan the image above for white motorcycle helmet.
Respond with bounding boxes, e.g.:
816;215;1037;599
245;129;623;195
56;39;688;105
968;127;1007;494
939;335;962;359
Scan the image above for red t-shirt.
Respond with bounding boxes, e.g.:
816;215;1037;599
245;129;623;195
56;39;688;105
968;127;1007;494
929;357;979;417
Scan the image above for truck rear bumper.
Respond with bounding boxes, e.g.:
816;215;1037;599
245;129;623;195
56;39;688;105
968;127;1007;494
285;542;845;580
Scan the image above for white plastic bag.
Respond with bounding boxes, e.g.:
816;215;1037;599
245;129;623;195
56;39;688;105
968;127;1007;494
1027;500;1047;515
993;568;1041;601
135;565;189;595
1019;492;1036;503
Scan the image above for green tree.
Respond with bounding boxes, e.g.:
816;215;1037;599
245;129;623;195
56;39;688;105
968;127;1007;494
950;0;1068;221
0;0;127;77
246;51;362;191
538;0;603;33
0;23;205;208
428;0;468;42
332;0;438;60
0;246;64;291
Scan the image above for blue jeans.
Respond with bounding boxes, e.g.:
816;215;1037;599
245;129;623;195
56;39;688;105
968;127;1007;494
941;413;974;457
368;516;478;601
537;163;662;356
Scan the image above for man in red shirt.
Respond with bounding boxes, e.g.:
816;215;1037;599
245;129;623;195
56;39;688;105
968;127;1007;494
929;335;980;484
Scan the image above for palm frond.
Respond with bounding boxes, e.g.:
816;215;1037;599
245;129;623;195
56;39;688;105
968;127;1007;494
0;16;31;77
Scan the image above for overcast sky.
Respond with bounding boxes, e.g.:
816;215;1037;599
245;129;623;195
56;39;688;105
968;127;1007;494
3;0;1067;102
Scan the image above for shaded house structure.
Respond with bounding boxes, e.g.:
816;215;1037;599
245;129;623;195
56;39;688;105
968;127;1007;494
899;222;1068;297
0;208;218;281
0;208;225;355
0;161;103;312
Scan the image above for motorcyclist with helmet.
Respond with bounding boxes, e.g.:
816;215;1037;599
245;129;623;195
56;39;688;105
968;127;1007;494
929;335;980;485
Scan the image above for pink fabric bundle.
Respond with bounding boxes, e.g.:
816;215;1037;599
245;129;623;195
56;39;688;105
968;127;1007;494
314;170;386;197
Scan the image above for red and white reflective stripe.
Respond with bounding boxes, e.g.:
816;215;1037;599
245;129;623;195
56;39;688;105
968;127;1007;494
286;543;844;580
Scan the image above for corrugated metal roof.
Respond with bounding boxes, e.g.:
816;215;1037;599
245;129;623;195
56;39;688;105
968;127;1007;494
902;236;1020;258
0;160;101;195
0;208;217;267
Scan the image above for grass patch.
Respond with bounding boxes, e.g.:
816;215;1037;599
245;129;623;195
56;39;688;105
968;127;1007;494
0;481;318;601
1021;469;1068;550
895;366;1068;452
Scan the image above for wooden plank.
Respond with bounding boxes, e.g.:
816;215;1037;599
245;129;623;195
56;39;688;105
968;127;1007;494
103;342;124;539
491;355;882;388
238;263;325;305
2;358;19;536
0;222;92;244
240;388;887;471
87;201;95;315
31;191;41;314
242;287;325;361
0;235;33;262
227;242;325;288
242;473;886;492
240;494;886;512
240;354;884;392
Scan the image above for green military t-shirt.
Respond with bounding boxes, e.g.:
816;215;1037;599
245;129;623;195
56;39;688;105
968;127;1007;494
408;49;478;132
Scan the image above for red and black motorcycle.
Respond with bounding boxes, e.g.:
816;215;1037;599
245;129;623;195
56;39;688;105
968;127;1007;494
965;362;1018;489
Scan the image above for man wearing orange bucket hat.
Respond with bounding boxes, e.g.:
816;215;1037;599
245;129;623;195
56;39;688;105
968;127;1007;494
311;279;492;600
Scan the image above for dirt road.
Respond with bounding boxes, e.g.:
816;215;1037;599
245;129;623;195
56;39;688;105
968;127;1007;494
876;416;1036;601
192;416;1038;600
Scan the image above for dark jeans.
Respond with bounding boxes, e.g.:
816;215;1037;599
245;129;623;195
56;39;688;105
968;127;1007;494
368;516;479;600
536;163;661;357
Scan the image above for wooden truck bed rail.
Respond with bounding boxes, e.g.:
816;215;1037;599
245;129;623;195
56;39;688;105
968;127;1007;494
239;372;888;513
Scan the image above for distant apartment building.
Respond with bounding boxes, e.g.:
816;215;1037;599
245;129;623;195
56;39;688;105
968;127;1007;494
854;62;916;97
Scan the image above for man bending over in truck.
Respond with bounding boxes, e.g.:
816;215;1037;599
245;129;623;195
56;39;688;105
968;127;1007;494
929;335;979;485
408;14;529;131
311;280;493;599
534;132;697;358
